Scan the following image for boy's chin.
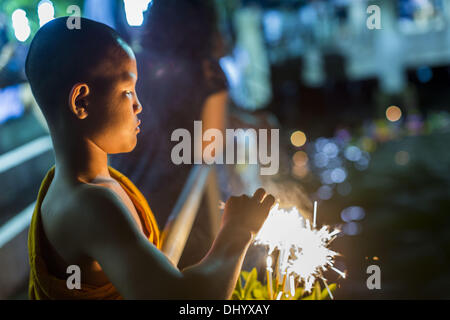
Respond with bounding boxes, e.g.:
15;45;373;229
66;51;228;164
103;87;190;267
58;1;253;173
109;139;137;154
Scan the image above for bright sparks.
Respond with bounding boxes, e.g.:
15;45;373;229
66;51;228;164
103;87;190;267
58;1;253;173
254;202;344;298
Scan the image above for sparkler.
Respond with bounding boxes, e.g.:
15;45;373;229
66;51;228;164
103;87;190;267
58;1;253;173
266;256;273;300
254;201;345;299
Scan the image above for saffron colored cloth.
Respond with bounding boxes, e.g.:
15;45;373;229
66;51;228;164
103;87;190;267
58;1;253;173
28;166;161;300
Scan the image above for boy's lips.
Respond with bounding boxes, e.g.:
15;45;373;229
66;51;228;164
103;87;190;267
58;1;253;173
136;119;141;133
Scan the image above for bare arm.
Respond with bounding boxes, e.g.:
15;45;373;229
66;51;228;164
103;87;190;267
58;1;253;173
70;186;274;299
201;90;227;135
199;90;228;159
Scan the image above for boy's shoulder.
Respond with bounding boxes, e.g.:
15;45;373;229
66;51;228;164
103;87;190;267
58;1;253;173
62;182;128;231
42;181;129;252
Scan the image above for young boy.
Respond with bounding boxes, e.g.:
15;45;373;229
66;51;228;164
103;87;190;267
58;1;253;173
25;17;274;299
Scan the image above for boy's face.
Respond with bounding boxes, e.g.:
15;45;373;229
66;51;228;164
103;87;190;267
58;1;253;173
84;45;142;154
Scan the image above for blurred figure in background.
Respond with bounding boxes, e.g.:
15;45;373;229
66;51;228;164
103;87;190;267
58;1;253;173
110;0;229;268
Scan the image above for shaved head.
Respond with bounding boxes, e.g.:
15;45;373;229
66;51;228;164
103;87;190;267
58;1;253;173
25;17;132;124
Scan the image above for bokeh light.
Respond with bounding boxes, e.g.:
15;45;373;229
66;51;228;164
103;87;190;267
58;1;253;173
323;142;339;158
292;150;308;166
320;169;334;184
37;0;55;27
330;167;347;183
386;105;402;122
416;66;432;83
344;146;362;162
361;137;376;152
11;9;31;42
343;222;362;236
292;164;309;179
314;152;328;168
123;0;152;26
341;206;366;222
290;130;307;147
317;185;333;200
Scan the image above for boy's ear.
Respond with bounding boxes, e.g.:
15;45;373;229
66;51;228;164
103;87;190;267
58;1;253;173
69;83;90;120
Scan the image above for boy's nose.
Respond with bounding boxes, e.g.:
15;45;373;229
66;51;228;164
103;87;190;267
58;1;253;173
134;99;143;114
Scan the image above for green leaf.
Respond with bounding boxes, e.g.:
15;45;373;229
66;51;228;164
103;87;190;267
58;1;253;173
313;281;321;300
253;287;263;299
320;283;337;300
233;270;339;301
236;273;243;298
243;268;258;299
293;287;304;300
301;292;314;300
231;291;240;300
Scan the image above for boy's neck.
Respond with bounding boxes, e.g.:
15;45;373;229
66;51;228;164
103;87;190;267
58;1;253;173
53;136;111;183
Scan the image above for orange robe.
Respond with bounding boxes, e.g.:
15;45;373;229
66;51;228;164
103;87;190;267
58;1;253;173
28;166;160;300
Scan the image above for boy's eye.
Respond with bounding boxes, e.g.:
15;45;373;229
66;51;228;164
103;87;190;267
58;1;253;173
125;90;133;97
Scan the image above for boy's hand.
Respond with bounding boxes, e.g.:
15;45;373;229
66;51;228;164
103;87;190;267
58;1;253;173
222;188;275;236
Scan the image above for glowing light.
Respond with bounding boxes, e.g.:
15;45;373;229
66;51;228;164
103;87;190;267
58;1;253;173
314;152;328;168
292;151;308;166
266;256;272;267
323;142;338;158
0;85;25;124
12;9;31;42
416;66;432;83
255;204;344;295
395;150;410;165
292;164;309;179
313;201;317;228
331;168;347;183
289;275;295;297
386;106;402;122
123;0;152;26
361;137;376;152
266;256;273;299
263;10;283;43
340;206;365;222
343;221;362;236
326;157;342;169
320;169;333;185
255;204;305;254
344;146;362;162
290;131;306;147
355;152;370;171
315;138;330;152
220;56;239;87
38;0;55;27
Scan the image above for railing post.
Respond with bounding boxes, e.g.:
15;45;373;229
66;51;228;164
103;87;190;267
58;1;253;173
205;166;221;238
161;165;211;266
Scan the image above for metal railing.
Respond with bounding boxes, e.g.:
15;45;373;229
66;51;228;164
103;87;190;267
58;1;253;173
161;164;221;266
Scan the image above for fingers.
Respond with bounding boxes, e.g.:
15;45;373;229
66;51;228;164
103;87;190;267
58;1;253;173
252;188;266;203
261;194;275;211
